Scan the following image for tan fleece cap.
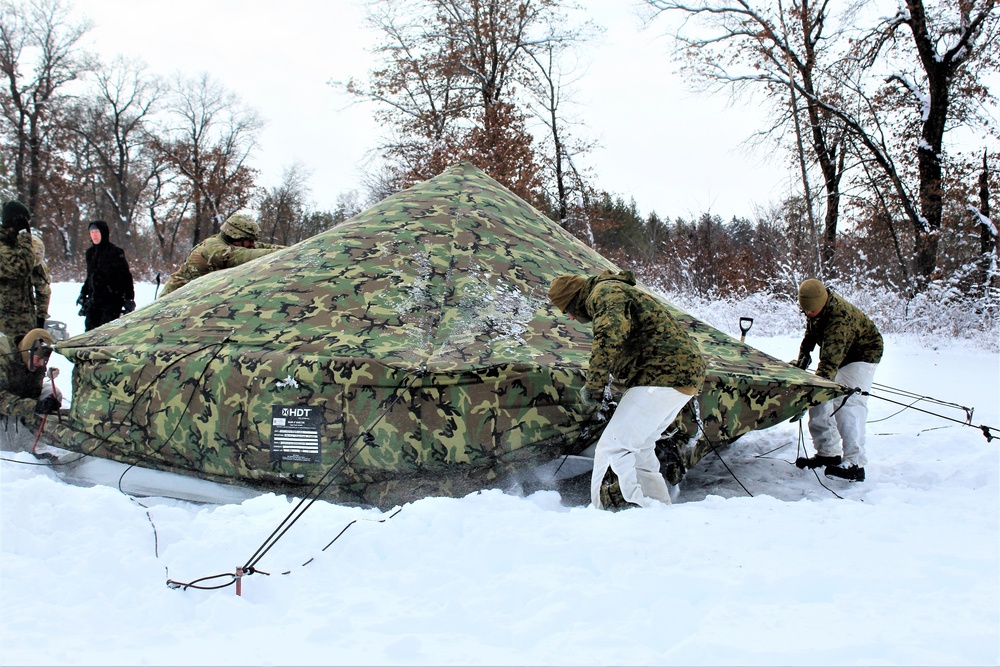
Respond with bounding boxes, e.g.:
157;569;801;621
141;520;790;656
798;279;829;312
548;275;585;312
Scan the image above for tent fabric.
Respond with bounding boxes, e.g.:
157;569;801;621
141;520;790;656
50;162;845;508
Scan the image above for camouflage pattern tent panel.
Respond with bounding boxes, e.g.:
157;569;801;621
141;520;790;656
51;162;845;507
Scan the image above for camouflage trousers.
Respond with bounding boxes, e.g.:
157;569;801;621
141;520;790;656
591;386;694;510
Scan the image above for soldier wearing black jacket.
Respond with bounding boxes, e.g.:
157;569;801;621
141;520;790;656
77;220;135;331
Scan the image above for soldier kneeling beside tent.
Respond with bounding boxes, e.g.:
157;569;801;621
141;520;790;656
1;329;63;447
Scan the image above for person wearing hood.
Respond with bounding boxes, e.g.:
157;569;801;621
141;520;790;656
160;213;285;297
792;279;883;482
0;200;39;339
77;220;135;331
548;270;707;510
0;328;62;431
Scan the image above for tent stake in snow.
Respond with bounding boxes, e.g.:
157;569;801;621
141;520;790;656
739;317;753;343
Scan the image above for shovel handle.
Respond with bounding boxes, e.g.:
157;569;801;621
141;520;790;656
739;317;754;342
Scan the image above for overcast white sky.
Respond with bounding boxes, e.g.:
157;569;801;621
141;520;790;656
75;0;792;221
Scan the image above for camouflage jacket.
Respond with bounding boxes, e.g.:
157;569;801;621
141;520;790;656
31;256;51;323
0;332;43;425
798;290;883;380
578;271;707;392
161;234;285;296
0;230;38;339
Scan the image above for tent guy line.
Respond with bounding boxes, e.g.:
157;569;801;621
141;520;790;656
236;371;425;583
866;385;997;442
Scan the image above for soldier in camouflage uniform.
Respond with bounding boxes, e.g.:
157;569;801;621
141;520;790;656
160;214;285;296
0;201;39;340
793;279;883;482
30;234;51;330
0;328;61;432
549;270;707;510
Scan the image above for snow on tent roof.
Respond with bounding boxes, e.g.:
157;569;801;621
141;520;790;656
50;162;845;507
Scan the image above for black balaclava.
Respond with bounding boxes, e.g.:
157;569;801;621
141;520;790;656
89;220;111;245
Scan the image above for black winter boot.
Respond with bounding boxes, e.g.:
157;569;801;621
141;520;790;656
795;454;842;469
824;465;865;482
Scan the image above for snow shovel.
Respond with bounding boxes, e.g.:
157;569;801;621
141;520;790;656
739;317;753;343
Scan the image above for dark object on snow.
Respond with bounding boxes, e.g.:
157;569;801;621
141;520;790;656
796;454;842;469
825;465;865;482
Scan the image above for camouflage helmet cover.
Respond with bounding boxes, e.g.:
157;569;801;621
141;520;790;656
221;214;259;242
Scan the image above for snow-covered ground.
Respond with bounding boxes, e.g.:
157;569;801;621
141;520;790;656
1;283;997;666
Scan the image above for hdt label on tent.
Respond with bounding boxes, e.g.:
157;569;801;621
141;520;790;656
270;405;322;463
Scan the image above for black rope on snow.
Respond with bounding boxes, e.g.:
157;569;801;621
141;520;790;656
872;382;972;417
707;442;754;498
684;396;753;499
318;507;404;555
868;391;998;442
754;440;795;460
795;418;844;500
866;395;926;424
114;473;163;560
167;572;242;592
243;386;412;574
241;371;423;575
164;370;425;592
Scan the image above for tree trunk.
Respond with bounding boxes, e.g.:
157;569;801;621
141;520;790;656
979;150;998;291
906;0;949;285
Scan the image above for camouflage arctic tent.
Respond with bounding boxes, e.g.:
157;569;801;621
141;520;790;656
50;162;845;507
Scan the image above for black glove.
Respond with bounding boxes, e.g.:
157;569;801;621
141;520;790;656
77;293;91;316
36;317;46;329
35;395;61;414
790;353;811;370
123;299;135;314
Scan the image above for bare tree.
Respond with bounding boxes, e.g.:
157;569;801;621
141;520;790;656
850;0;999;286
644;0;998;289
71;56;167;252
155;73;262;251
0;0;92;216
347;0;587;206
972;150;998;291
642;0;856;275
523;36;597;225
258;161;312;245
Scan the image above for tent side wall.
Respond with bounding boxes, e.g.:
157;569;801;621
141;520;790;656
59;346;598;505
